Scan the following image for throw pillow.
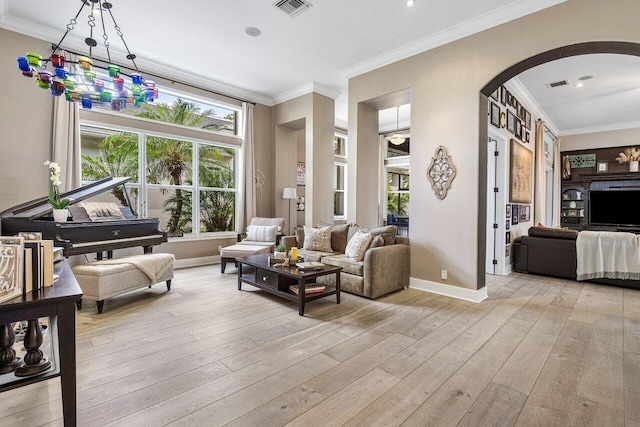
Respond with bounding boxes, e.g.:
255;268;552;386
368;235;384;249
303;226;333;252
246;225;278;242
318;222;351;254
345;230;373;261
368;225;398;246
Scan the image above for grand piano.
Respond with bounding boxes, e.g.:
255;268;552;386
0;177;167;259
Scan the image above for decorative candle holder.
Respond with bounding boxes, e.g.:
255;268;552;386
51;78;65;96
38;70;53;84
108;63;120;77
51;53;65;68
78;56;92;70
93;79;104;92
26;52;42;67
131;72;142;85
55;67;69;79
17;56;31;72
84;70;96;82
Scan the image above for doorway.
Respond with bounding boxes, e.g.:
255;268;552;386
477;41;640;288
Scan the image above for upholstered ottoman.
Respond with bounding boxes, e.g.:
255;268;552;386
220;244;271;273
72;253;175;313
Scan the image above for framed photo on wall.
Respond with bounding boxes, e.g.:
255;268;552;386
515;118;522;140
510;139;533;204
491;86;499;101
507;110;516;134
506;219;510;230
490;102;500;128
506;231;511;244
500;86;506;106
296;162;306;186
506;204;511;219
597;161;609;173
512;205;519;225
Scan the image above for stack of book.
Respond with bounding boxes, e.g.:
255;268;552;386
296;261;324;271
0;232;57;303
289;284;326;295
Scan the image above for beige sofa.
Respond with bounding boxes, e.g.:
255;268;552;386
282;224;410;299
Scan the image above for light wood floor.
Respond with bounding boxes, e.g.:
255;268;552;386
1;265;639;426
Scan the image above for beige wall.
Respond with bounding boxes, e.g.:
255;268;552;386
0;29;54;212
561;126;640;152
348;0;640;291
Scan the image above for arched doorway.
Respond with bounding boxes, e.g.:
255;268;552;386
476;41;640;289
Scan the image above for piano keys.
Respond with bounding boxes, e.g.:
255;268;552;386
0;177;167;259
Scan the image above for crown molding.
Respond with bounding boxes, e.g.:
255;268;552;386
0;0;8;21
272;81;342;106
342;0;566;79
559;120;640;137
0;15;274;107
507;77;560;136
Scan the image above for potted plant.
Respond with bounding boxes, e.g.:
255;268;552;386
45;160;71;222
274;242;287;259
615;147;640;172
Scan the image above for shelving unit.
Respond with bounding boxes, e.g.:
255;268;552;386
560;187;585;228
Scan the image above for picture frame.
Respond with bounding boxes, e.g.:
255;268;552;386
505;244;511;258
507;110;516;134
490;86;499;102
525;131;530;143
506;90;513;106
524;205;531;222
490;102;500;128
500;85;506;106
506;219;510;231
500;112;506;128
520;205;528;222
597;161;609;173
506;231;511;244
526;110;532;130
510;139;533;204
506;204;511;219
512;205;519;225
0;236;25;304
515;118;522;140
296;195;305;211
296;162;306;186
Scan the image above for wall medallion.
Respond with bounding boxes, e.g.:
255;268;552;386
427;145;457;200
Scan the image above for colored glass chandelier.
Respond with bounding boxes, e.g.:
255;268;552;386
16;0;157;111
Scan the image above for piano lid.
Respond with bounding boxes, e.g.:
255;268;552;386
0;176;133;220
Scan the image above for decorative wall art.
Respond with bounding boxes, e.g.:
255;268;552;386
568;154;596;168
0;236;24;304
510;139;533;204
427;145;457;200
500;85;506;106
506;204;511;219
512;205;519;225
520;205;530;222
296;196;305;211
296;162;306;186
506;231;511;244
490;102;500;128
506;219;510;230
515;118;522;140
500;112;506;128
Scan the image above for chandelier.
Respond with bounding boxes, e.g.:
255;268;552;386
16;0;157;111
390;106;406;145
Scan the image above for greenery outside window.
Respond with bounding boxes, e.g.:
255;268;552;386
80;97;240;238
387;170;409;216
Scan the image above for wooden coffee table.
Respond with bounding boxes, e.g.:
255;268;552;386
236;254;341;316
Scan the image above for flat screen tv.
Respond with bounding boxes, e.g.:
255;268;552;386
589;189;640;227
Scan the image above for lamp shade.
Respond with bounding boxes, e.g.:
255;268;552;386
390;133;406;145
283;188;297;199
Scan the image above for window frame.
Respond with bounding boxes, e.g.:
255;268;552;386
334;131;348;220
79;94;242;239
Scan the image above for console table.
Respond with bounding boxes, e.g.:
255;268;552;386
0;260;82;426
237;254;341;316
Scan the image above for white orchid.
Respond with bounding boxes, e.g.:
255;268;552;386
45;160;70;210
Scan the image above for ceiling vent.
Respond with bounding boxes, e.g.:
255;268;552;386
547;79;569;88
273;0;312;17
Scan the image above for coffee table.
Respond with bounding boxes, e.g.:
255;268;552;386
236;254;341;316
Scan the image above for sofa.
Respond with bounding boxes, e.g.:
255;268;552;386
282;223;410;299
513;226;640;290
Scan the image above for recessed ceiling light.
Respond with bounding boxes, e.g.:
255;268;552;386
576;82;583;88
578;75;594;81
245;27;262;37
406;0;415;6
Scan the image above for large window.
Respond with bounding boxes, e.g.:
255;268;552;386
80;94;241;238
387;170;410;216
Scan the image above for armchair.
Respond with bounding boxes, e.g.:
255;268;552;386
236;217;286;251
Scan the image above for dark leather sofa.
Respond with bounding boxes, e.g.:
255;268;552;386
513;226;640;290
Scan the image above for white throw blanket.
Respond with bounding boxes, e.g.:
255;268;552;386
576;231;640;281
97;254;174;282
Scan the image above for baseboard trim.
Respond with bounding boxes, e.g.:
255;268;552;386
410;277;488;303
174;255;220;269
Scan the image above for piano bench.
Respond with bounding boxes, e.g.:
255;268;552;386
72;253;175;314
